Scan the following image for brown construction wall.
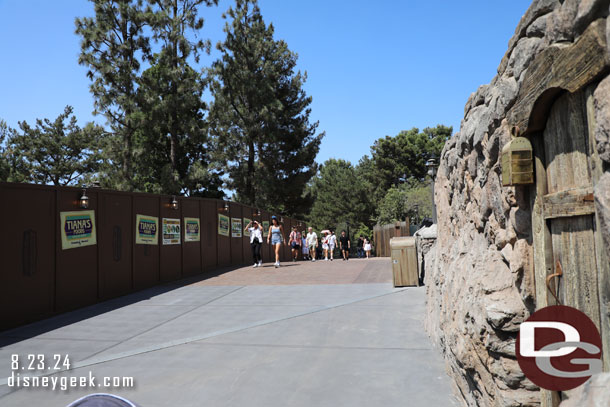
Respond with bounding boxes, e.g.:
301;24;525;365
373;220;411;257
0;182;302;331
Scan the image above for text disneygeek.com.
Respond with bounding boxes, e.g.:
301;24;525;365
7;372;135;391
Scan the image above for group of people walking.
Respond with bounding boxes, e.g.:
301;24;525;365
245;218;372;268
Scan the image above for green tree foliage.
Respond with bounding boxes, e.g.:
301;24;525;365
359;125;451;204
76;0;152;191
209;0;323;216
0;120;10;181
2;107;105;186
134;0;222;196
76;0;222;196
376;181;433;225
308;159;372;232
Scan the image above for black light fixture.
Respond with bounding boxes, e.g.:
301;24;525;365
280;216;284;223
425;156;439;224
223;201;229;212
254;209;261;217
79;189;89;209
170;196;179;210
426;157;438;179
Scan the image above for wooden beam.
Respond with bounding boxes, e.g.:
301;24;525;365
508;19;610;135
542;186;596;219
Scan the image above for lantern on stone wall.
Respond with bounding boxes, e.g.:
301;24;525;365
501;126;534;186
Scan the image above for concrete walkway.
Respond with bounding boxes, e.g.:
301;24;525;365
0;258;457;407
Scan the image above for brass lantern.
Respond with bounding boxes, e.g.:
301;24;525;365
501;127;534;186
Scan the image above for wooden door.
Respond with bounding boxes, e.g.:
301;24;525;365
542;90;601;328
532;87;610;407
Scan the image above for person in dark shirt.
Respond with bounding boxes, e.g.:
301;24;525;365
357;235;364;258
339;230;351;261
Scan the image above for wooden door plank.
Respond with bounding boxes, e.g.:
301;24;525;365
543;186;595;219
530;135;557;308
551;217;601;330
586;84;610;371
544;91;601;330
540;90;602;406
544;91;592;195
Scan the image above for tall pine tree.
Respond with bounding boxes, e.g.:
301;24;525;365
135;0;222;196
209;0;323;217
76;0;152;191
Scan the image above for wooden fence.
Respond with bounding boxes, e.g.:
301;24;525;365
0;182;305;330
372;220;410;257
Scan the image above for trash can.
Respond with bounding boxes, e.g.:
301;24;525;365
390;236;419;287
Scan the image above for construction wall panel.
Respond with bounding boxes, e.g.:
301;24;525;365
55;188;99;312
98;192;132;300
0;184;56;329
181;197;202;277
217;201;231;267
200;199;218;271
159;197;182;282
133;195;160;289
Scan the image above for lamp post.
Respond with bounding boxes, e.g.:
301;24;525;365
426;157;438;224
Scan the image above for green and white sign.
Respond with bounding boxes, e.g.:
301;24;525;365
218;214;230;237
135;214;158;245
231;218;242;238
243;218;252;237
162;218;181;245
60;210;97;250
184;217;200;242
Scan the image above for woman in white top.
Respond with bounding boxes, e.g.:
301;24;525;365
322;232;330;260
364;238;372;259
245;220;264;267
328;231;337;261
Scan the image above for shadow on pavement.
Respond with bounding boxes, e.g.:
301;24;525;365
0;264;250;347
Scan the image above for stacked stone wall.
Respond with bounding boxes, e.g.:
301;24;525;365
425;1;610;405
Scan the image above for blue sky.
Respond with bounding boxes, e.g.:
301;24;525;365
0;0;533;165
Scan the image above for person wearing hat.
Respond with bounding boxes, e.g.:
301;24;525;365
245;219;264;267
267;216;286;268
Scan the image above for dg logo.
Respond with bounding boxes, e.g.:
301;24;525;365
516;305;603;391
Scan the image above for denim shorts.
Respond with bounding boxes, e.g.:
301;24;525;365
271;236;282;245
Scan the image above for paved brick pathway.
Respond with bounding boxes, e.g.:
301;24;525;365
196;257;392;286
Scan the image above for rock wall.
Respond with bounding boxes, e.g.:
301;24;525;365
424;1;610;406
559;373;610;407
